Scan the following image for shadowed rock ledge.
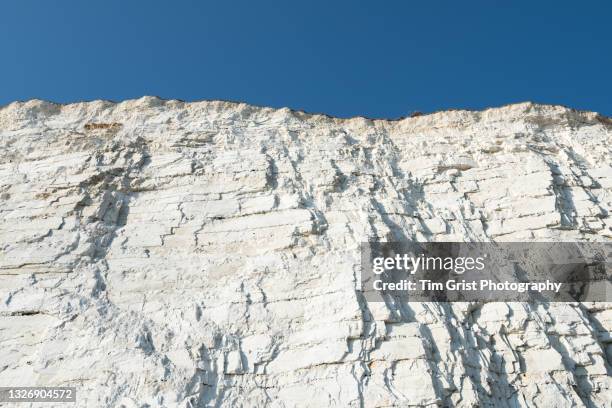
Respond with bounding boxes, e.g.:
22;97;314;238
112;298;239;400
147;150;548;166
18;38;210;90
0;98;611;407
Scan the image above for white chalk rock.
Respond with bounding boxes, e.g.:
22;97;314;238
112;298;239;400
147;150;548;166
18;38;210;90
0;99;610;407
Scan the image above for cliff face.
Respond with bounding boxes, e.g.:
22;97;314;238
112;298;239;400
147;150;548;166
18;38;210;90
0;98;610;407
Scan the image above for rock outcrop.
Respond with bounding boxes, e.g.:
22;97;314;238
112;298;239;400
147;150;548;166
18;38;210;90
0;98;610;407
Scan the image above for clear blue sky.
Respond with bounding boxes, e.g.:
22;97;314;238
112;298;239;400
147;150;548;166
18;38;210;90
1;1;610;118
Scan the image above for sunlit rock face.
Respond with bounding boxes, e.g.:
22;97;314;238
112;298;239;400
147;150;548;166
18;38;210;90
0;97;610;407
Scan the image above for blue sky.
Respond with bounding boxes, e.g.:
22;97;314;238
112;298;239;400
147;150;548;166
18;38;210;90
1;1;610;118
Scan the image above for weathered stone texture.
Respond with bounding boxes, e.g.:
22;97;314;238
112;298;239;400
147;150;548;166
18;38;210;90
0;98;610;407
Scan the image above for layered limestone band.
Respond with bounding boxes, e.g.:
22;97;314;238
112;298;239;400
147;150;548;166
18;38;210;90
360;242;611;302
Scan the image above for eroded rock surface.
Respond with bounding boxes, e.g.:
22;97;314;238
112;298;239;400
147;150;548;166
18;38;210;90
0;98;611;407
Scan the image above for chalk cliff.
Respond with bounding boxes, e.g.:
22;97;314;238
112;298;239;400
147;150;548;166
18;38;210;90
0;98;611;407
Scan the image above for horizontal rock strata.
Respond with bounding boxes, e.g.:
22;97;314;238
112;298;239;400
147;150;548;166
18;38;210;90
0;98;611;407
